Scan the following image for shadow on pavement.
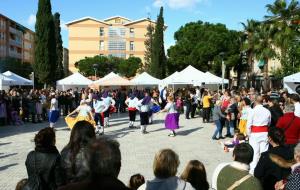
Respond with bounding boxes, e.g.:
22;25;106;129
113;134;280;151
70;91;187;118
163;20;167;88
0;152;18;159
176;127;203;136
0;163;18;171
0;142;12;146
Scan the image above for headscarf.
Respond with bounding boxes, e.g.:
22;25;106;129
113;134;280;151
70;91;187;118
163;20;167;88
141;95;151;105
102;91;108;98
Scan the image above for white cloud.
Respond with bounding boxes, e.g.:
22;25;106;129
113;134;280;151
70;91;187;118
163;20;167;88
152;0;209;10
60;20;68;31
153;0;165;8
27;14;36;26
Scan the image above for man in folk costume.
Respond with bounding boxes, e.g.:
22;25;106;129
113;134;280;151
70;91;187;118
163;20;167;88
102;91;115;128
93;94;108;135
246;96;271;174
125;93;139;128
137;92;152;134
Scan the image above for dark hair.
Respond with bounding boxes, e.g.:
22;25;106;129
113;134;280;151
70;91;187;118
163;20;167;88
66;121;96;174
233;143;254;165
243;97;251;106
268;127;285;146
15;179;28;190
129;174;145;190
236;133;246;141
34;127;55;148
180;160;209;190
87;138;121;179
290;93;300;102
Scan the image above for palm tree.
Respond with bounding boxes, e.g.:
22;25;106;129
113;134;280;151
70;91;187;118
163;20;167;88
253;24;277;92
241;19;260;87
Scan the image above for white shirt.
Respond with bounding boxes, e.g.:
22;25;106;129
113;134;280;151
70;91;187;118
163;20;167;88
164;102;177;114
125;97;138;108
50;98;58;111
93;100;107;113
294;102;300;117
246;104;271;134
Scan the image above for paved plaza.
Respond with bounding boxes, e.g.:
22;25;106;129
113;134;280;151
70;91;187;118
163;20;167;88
0;113;231;189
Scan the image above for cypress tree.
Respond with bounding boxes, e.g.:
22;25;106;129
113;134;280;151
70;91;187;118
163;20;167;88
34;0;56;86
150;7;166;79
144;21;154;72
53;12;64;80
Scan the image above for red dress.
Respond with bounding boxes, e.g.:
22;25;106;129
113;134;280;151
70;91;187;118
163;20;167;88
276;112;300;145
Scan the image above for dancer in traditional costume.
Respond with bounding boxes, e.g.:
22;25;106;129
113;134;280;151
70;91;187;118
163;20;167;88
102;91;115;128
92;94;108;135
49;93;59;128
160;96;180;137
137;92;152;134
125;93;138;128
65;100;95;130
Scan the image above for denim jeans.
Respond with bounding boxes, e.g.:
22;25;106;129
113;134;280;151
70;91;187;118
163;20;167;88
227;120;235;136
213;119;223;138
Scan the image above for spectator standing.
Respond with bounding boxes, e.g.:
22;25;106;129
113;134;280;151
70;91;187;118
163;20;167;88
268;98;283;128
202;91;212;123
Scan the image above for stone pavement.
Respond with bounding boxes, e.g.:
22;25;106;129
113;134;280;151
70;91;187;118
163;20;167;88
0;113;231;189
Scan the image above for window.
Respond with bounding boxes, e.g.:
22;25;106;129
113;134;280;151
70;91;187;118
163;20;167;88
109;53;126;58
108;40;126;51
115;18;121;23
99;40;104;50
130;41;134;51
108;27;126;38
129;28;134;37
99;27;104;36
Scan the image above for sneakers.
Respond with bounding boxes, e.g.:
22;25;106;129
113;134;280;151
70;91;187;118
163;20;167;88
212;137;219;140
168;133;176;137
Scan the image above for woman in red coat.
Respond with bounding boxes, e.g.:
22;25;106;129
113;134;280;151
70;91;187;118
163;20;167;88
276;104;300;147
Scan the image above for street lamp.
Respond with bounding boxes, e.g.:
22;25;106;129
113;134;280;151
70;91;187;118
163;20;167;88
219;52;225;91
93;64;98;80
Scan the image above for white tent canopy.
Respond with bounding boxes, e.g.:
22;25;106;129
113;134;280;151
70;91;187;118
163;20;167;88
93;72;118;84
169;65;207;84
131;72;161;85
2;71;33;86
162;71;179;84
283;72;300;93
203;71;229;84
56;72;92;90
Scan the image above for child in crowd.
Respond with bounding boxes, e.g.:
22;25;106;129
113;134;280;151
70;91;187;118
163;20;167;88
176;96;183;113
238;97;251;136
220;133;246;152
128;174;145;190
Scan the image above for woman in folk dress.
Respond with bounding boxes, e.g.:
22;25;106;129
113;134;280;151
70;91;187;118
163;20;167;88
160;96;180;137
49;93;60;128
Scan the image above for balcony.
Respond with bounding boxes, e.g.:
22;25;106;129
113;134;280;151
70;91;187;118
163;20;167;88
9;39;22;47
9;27;23;36
9;50;22;59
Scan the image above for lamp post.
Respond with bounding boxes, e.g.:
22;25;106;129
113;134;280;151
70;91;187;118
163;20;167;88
93;64;98;80
219;52;225;91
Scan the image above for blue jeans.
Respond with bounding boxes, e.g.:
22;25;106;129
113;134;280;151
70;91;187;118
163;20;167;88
227;120;235;136
213;120;223;138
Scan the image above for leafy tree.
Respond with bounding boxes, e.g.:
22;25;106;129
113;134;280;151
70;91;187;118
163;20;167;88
0;58;33;78
150;7;167;79
144;22;154;72
53;12;64;80
118;57;142;77
34;0;56;86
168;21;242;79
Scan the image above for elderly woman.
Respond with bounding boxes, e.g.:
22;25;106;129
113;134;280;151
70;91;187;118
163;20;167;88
138;149;195;190
276;104;300;148
274;143;300;190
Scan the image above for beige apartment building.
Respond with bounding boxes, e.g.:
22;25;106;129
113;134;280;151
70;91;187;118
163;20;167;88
66;16;157;72
0;14;35;64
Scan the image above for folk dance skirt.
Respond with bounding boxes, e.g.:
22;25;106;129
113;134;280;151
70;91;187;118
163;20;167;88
165;113;180;130
140;112;149;125
49;110;60;123
65;115;96;130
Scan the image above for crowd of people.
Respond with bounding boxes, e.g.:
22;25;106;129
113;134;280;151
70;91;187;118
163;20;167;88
4;85;300;190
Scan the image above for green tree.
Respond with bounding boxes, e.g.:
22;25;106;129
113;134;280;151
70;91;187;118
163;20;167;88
53;12;64;80
168;21;242;79
253;23;277;91
118;57;142;77
0;58;33;78
34;0;56;86
150;7;167;79
144;22;154;72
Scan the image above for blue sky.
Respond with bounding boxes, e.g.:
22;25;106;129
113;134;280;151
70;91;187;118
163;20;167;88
1;0;275;49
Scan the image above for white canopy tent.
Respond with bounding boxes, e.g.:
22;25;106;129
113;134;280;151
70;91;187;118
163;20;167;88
0;74;16;90
56;72;92;90
169;65;207;85
131;72;161;85
203;71;229;84
162;71;179;84
2;71;33;86
93;72;118;84
283;72;300;93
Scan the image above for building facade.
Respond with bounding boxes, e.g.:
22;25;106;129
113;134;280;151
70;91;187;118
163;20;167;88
0;14;35;64
66;16;157;72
